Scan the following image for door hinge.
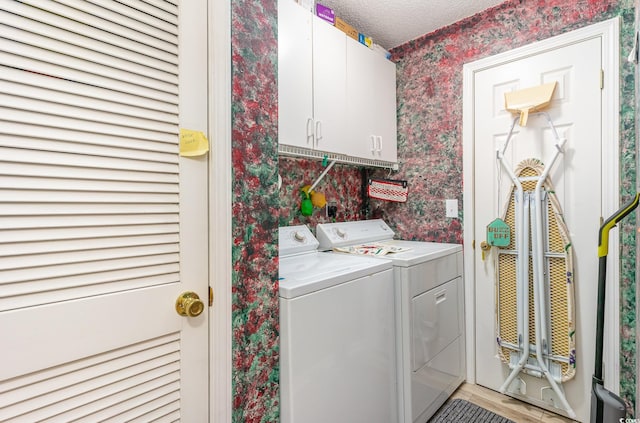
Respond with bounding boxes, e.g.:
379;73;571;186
472;240;475;249
209;286;214;307
600;69;604;90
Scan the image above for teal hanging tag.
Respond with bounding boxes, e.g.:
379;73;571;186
487;218;511;247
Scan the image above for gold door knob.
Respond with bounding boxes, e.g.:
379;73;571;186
175;291;205;317
480;241;491;261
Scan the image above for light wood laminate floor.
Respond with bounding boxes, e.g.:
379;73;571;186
444;383;576;422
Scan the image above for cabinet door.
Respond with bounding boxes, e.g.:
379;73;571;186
346;37;375;158
373;56;397;162
312;16;347;154
346;38;397;162
278;0;313;149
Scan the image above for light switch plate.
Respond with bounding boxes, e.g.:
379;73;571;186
446;199;458;218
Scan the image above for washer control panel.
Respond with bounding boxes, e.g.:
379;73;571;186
279;225;319;257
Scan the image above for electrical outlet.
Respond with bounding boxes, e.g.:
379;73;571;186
446;199;458;218
327;201;337;218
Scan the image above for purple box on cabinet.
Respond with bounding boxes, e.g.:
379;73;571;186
316;3;335;25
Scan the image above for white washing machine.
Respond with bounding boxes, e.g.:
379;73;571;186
316;219;465;423
278;225;398;423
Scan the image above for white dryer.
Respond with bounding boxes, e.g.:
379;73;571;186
316;219;465;423
278;225;398;423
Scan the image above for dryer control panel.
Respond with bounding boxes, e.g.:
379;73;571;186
316;219;395;250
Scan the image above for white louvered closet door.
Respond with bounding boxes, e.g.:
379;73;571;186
0;1;209;421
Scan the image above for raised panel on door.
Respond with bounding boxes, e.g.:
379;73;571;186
0;1;209;420
473;36;601;422
278;0;313;149
312;16;347;154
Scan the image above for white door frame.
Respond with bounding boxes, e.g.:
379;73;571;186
462;18;620;391
209;0;233;421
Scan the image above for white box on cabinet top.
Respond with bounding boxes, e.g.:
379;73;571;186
278;0;397;165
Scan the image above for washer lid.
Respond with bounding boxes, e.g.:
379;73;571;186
279;252;392;299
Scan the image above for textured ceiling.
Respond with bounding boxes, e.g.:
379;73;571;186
317;0;507;50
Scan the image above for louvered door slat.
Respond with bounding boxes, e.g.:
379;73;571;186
19;0;178;51
0;189;178;203
0;92;178;133
0;243;179;272
140;0;179;16
125;402;181;423
0;147;177;172
96;393;180;423
0;253;179;285
0;346;180;407
0;40;178;97
0;137;177;166
3;271;180;311
0;51;178;103
0;7;178;74
0;161;178;183
128;0;178;21
0;234;179;259
1;108;178;143
65;384;181;423
0;130;178;156
87;0;178;33
67;0;178;37
0;213;179;230
4;2;178;64
1;224;179;244
0;334;179;392
1;67;178;114
0;177;178;194
1;20;178;84
0;77;179;124
0;203;179;216
3;358;180;421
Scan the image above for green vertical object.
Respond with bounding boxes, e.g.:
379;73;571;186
487;218;511;247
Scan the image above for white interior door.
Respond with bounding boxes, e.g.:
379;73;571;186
0;1;209;421
472;36;606;422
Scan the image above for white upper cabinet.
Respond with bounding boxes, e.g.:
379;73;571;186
278;0;397;165
346;37;397;162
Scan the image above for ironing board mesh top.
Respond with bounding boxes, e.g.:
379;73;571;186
547;201;564;252
496;160;575;382
497;253;517;360
528;258;536;343
504;195;516;250
550;256;570;376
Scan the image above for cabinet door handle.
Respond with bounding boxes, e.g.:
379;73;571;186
377;136;383;154
306;118;314;146
371;135;376;154
435;290;447;305
315;120;322;146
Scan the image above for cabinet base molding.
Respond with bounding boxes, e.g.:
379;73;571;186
278;144;399;170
